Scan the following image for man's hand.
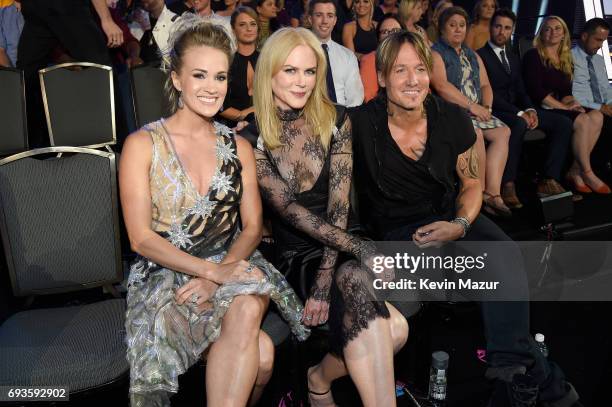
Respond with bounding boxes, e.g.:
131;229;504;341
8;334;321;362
412;221;464;249
524;110;539;129
101;18;124;48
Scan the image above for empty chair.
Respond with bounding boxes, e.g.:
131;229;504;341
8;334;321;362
39;63;116;148
0;67;28;155
0;147;127;394
130;64;170;128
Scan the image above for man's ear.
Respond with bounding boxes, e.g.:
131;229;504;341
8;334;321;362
580;32;589;44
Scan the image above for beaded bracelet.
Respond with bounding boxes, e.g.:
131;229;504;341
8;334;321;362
450;216;470;239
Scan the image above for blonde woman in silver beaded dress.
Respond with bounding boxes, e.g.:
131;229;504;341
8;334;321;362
119;17;308;407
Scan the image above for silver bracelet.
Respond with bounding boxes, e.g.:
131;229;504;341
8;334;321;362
450;217;470;238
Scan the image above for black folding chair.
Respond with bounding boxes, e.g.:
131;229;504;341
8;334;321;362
0;147;127;395
39;63;116;149
0;67;28;155
130;64;170;128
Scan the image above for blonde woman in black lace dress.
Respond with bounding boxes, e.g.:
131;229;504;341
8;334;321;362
253;27;409;407
120;18;308;407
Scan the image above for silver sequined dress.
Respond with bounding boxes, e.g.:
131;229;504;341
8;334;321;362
125;120;309;406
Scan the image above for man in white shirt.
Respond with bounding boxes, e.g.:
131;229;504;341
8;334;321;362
140;0;180;64
308;0;363;107
571;17;612;168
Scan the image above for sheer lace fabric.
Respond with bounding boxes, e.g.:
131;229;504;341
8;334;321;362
125;120;308;406
255;109;388;354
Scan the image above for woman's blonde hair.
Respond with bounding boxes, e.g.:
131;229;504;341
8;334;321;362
398;0;421;27
163;15;236;113
534;16;573;79
253;27;336;150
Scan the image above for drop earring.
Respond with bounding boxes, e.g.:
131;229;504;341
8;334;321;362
177;91;184;109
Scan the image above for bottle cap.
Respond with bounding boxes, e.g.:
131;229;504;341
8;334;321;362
431;351;449;369
535;333;545;343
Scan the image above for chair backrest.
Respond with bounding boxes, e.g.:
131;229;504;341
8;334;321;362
0;67;28;155
131;64;170;128
39;63;116;148
0;147;122;296
518;36;535;60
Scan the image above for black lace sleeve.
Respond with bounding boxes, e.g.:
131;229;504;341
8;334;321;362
254;133;372;262
309;115;353;300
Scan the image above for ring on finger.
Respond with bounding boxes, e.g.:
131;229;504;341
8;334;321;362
304;315;313;321
245;263;254;273
190;293;200;304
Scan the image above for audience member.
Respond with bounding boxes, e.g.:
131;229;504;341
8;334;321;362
193;0;215;17
431;7;511;216
377;0;398;22
120;17;308;406
465;0;496;50
0;0;23;67
425;0;451;43
253;26;408;407
17;0;122;147
139;0;180;65
360;13;402;102
309;0;364;106
572;17;612;169
572;18;612;116
222;6;259;126
523;16;609;194
398;0;430;44
168;0;194;15
350;29;583;407
289;0;310;28
478;9;572;206
256;0;279;47
217;0;240;18
342;0;377;59
418;0;429;27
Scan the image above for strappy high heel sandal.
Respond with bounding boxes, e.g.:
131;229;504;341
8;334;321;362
482;191;512;218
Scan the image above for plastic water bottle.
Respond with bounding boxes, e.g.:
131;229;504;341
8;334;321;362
535;333;549;358
428;351;449;406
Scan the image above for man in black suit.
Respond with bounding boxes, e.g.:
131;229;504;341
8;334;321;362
477;8;573;208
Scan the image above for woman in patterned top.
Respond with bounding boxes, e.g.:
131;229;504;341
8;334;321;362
119;17;308;407
431;6;511;217
253;27;409;407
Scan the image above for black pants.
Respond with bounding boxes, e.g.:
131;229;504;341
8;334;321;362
17;0;110;147
383;214;568;402
495;109;573;184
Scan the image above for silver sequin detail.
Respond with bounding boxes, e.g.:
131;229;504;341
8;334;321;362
187;195;216;219
216;138;237;164
211;169;234;195
167;223;193;248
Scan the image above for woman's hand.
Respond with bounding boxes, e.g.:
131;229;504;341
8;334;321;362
303;297;330;327
469;103;491;122
412;221;464;248
206;260;265;285
175;277;219;312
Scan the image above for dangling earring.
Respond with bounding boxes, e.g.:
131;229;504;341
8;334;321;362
177;91;184;109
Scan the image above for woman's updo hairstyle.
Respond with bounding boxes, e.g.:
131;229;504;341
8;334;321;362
163;14;237;113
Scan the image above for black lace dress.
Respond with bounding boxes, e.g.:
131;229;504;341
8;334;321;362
254;108;390;355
